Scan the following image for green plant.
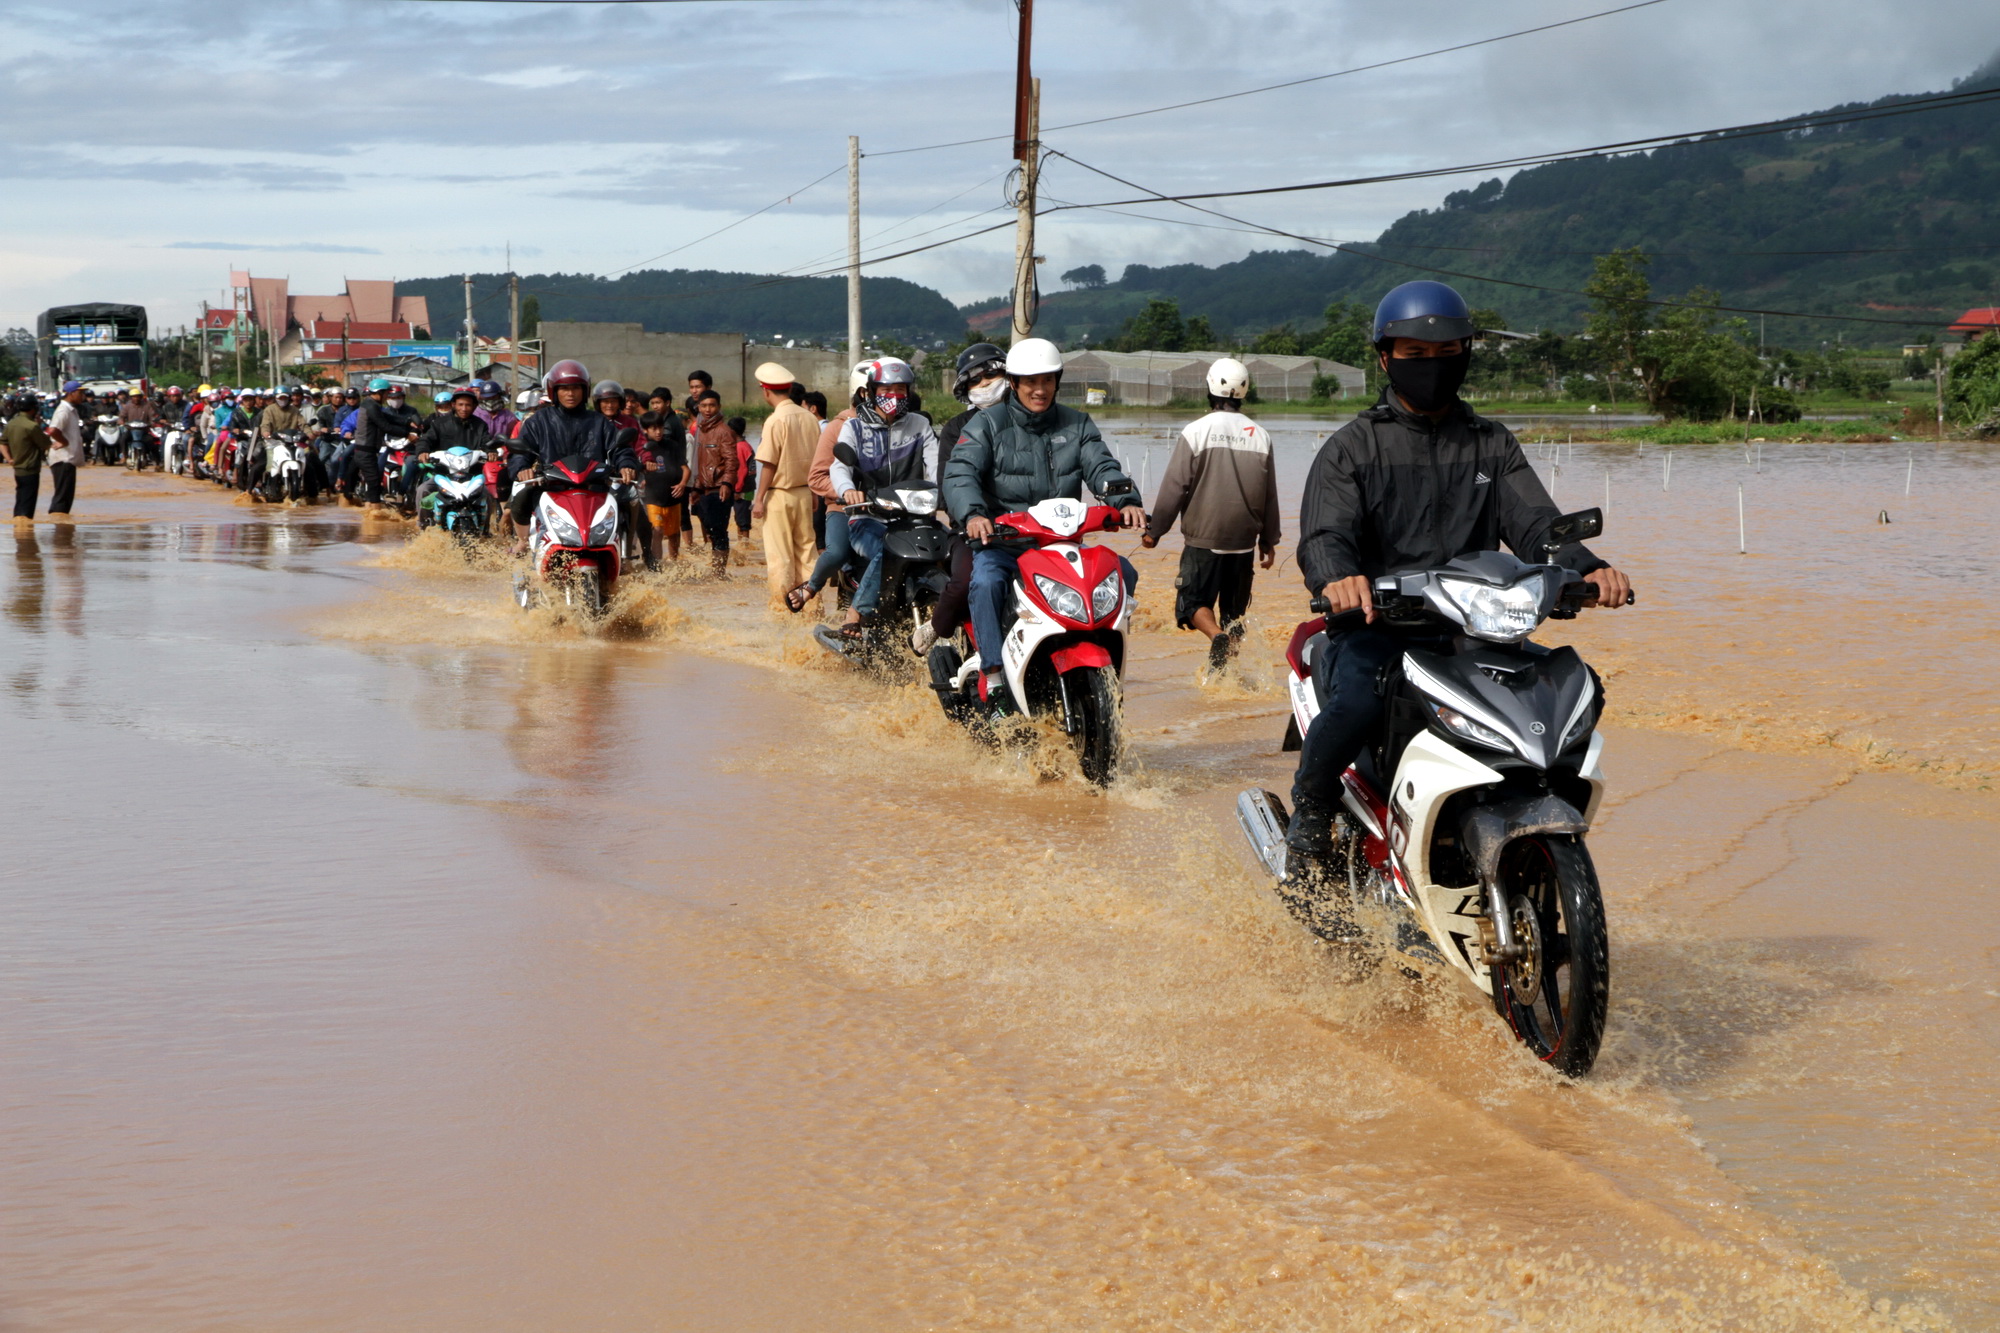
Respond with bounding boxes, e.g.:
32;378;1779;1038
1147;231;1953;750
1946;335;2000;423
1583;248;1652;408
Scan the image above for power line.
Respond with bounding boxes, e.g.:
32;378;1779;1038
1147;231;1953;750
604;163;845;277
866;0;1677;157
1044;84;2000;212
1044;150;1971;330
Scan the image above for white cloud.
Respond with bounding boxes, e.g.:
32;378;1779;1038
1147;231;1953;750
0;0;1994;324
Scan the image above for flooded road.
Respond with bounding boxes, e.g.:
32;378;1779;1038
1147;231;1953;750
1;453;1993;1330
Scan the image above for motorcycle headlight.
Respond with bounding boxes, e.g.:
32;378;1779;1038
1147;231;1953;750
541;497;583;546
1430;701;1511;751
1091;570;1122;621
1033;573;1088;624
587;497;619;545
895;487;938;514
1441;577;1543;643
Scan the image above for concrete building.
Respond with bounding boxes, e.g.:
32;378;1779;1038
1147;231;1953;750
538;322;851;402
1059;349;1363;406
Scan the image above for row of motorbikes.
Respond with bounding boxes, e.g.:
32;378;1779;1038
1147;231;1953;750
798;475;1628;1076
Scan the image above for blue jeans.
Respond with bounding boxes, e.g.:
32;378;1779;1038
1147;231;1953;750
807;508;854;591
1289;625;1405;822
968;545;1137;666
848;516;887;616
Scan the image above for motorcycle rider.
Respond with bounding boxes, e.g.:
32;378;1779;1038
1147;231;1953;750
251;389;307;493
941;337;1144;704
410;384;501;517
474;379;519;439
506;358;642;545
910;342;1008;654
1282;280;1634;890
348;377;407;504
118;386;159;462
803;358;938;639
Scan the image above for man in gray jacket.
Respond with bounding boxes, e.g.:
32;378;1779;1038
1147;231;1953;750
1140;356;1279;673
942;338;1143;700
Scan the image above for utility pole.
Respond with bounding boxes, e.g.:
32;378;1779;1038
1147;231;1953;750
462;273;476;379
199;302;211;380
508;244;521;393
341;315;351;390
847;136;863;365
1009;0;1040;346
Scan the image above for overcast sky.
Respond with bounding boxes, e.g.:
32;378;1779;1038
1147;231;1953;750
2;0;1996;332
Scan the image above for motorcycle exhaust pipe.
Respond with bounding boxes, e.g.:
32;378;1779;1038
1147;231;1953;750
1236;789;1291;880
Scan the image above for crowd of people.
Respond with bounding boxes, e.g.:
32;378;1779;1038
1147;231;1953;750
5;281;1634;881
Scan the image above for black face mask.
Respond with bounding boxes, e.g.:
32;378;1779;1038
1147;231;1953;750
1383;349;1471;413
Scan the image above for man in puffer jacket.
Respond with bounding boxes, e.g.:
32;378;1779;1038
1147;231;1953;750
507;358;642;537
820;357;938;637
941;338;1144;700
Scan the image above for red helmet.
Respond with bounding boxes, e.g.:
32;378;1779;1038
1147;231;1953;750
166;385;184;396
545;359;591;391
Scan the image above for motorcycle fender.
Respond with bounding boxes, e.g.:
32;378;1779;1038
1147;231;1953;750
1461;792;1590;891
1049;642;1112;673
1001;591;1061;710
1388;731;1507;989
1577;731;1606;823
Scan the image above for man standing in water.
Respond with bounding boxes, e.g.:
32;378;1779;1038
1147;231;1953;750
1282;281;1633;896
749;363;821;611
1140;356;1280;675
45;380;84;519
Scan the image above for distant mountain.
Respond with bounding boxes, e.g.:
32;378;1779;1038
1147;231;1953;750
396;268;963;346
974;58;2000;347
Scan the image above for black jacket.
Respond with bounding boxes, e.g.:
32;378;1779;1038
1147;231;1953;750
417;411;503;454
515;404;640;474
1296;392;1604;594
352;398;413;452
942;394;1133;524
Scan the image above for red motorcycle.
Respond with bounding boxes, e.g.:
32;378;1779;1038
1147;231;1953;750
927;498;1132;784
511;456;628;616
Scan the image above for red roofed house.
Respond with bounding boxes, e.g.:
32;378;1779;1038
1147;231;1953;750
225;270;432;367
1947;308;2000;341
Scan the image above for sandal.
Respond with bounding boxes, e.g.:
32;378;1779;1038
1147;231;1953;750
784;581;815;614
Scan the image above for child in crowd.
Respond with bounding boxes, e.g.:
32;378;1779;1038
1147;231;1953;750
640;410;689;563
728;415;754;542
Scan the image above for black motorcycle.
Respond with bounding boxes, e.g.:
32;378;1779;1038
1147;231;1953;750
810;484;954;666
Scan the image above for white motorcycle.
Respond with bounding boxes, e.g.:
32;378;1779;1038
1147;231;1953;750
1237;508;1631;1076
164;425;192;475
259;430;309;503
91;415;124;466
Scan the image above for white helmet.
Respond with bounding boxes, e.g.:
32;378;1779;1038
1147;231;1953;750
1004;337;1064;378
1206;357;1251;401
849;361;871;395
515;388;538;409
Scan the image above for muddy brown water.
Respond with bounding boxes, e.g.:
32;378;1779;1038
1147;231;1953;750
1;449;1994;1330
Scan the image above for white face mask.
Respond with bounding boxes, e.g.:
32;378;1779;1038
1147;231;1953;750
968;380;1007;408
386;396;405;408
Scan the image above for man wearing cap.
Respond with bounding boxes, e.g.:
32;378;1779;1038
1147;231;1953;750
750;363;819;609
45;380;85;518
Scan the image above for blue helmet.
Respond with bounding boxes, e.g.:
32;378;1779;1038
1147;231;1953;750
1372;280;1477;346
367;376;392;393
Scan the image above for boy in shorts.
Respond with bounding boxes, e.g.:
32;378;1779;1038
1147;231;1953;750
1139;357;1280;673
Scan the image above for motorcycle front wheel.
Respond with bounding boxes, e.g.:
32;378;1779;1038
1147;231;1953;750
1488;835;1610;1077
1070;665;1123;786
565;566;604;616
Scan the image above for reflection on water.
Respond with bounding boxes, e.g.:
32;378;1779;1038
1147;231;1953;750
3;465;1997;1329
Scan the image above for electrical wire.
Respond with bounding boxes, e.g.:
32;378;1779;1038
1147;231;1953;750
866;0;1677;157
1043;84;2000;211
1042;149;1979;330
605;163;845;277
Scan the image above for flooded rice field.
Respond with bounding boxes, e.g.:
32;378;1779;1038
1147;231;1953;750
2;440;1996;1330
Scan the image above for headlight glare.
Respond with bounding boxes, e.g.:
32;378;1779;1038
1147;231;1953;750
1430;702;1511;751
1442;576;1542;642
1091;570;1122;620
897;487;938;513
1033;573;1088;623
587;498;619;545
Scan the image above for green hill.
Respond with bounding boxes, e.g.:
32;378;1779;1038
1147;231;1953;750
396;268;963;346
981;58;2000;348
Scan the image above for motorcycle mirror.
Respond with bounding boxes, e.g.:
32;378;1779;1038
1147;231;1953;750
1547;507;1604;547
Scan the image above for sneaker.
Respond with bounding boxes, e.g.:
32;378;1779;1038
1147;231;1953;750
910;622;938;655
1207;634;1231;672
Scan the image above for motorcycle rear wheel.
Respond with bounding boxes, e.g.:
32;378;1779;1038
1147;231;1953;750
1071;665;1123;786
1488;835;1610;1077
